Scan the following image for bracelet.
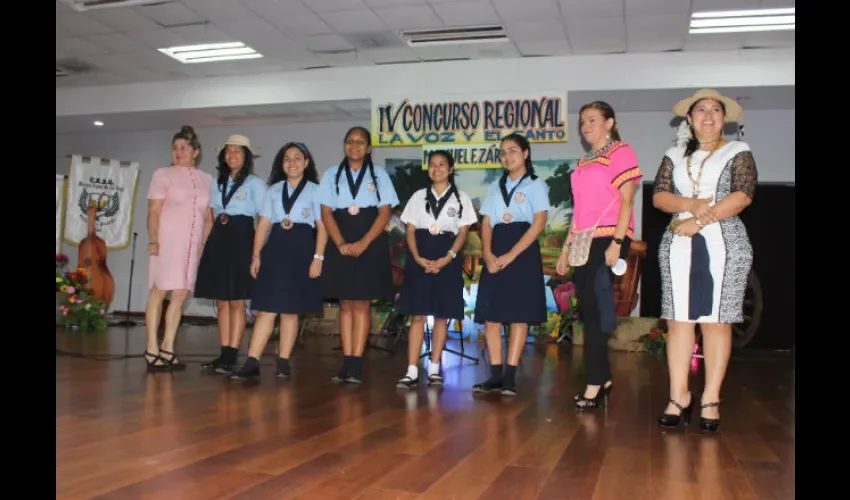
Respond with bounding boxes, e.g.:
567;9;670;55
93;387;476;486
447;250;457;259
313;254;325;261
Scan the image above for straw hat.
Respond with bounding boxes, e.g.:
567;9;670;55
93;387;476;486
217;134;260;157
673;89;743;123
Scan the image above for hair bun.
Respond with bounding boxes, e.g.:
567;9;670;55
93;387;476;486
179;125;196;139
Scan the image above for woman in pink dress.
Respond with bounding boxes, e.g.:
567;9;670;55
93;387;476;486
143;125;213;371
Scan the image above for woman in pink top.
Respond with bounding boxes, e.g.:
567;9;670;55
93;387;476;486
556;101;642;409
143;125;213;371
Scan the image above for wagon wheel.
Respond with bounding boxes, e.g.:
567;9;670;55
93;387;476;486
732;270;763;348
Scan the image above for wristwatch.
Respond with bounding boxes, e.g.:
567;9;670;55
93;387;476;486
612;237;623;245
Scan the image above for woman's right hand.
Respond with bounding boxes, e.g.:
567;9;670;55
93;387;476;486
688;197;714;216
250;256;260;278
415;256;433;270
556;252;570;276
147;242;159;256
484;252;499;274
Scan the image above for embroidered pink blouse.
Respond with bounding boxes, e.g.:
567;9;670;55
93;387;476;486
570;142;642;239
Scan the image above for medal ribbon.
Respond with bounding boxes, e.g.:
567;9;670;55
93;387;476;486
499;173;530;209
221;172;248;209
282;177;308;217
426;185;456;222
344;163;368;202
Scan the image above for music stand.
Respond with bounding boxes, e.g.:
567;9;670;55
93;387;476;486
420;317;479;364
113;232;138;327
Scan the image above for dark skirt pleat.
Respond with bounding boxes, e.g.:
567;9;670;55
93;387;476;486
194;214;254;301
251;223;322;314
473;222;547;324
397;229;464;319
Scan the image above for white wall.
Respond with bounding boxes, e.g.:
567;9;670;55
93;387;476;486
55;108;794;316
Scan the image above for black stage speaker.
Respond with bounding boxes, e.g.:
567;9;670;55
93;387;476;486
640;182;795;350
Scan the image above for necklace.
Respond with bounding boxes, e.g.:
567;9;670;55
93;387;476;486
686;140;723;199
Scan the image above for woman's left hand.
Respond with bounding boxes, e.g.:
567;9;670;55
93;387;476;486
494;252;516;270
673;218;701;238
605;242;620;267
309;258;323;279
348;240;367;258
426;255;452;274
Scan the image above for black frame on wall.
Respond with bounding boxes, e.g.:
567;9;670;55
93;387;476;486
639;181;795;351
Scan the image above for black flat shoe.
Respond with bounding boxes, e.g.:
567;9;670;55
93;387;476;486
472;376;503;393
659;393;693;427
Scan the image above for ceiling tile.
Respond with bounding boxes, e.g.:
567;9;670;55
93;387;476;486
180;0;261;24
57;37;110;58
296;34;356;52
84;8;162;32
514;40;572;57
505;21;566;43
624;0;690;17
359;46;421;64
365;0;426;6
411;45;471;61
431;1;501;26
564;17;626;54
132;2;206;27
558;0;623;18
241;0;315;18
318;9;388;33
692;0;762;11
56;14;114;36
85;33;150;53
314;51;375;66
262;13;334;37
306;0;369;12
626;14;688;53
493;0;560;23
373;6;444;30
759;0;796;6
742;30;795;48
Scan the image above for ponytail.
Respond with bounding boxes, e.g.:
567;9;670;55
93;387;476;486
333;154;380;202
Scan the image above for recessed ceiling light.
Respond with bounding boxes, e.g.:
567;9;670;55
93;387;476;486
157;42;263;64
400;25;509;47
93;120;104;127
689;7;795;34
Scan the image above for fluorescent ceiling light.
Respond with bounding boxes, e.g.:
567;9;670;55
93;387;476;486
689;7;795;34
60;0;175;11
401;25;509;47
158;42;263;64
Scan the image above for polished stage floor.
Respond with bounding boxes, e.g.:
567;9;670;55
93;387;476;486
56;324;794;499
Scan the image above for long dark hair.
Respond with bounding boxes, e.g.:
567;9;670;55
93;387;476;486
499;133;538;188
334;126;380;202
426;149;463;219
215;145;254;191
684;98;727;158
268;142;318;185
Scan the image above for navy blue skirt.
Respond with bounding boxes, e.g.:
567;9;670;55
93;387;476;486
251;223;322;314
194;214;254;301
473;222;547;325
321;206;393;302
397;229;464;320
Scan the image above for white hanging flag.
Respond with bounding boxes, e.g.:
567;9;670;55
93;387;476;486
63;155;140;249
56;174;65;254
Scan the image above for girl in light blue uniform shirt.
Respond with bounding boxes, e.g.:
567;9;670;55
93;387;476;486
473;133;549;396
231;142;327;380
317;126;399;384
196;134;267;374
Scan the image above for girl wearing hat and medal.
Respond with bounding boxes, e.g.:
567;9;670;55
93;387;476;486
230;142;326;380
196;134;268;374
317;126;400;384
394;150;478;388
556;101;642;410
472;133;549;396
654;89;757;433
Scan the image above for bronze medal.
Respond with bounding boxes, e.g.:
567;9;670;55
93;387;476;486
219;213;230;225
282;217;293;229
429;223;440;235
501;211;513;223
348;204;360;215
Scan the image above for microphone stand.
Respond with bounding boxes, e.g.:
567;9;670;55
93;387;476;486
114;232;138;327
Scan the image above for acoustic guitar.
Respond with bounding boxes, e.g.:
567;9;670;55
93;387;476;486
78;204;115;306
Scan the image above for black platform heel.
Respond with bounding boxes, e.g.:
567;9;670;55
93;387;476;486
158;349;187;371
144;351;169;372
658;394;692;427
699;401;722;433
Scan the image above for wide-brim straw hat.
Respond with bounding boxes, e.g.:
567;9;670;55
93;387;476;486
673;88;743;123
217;134;260;157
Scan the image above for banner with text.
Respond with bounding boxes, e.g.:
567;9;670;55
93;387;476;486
63;155;140;250
421;144;502;169
372;92;568;147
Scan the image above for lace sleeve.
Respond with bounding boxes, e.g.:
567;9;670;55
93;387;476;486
730;151;757;199
653;156;674;194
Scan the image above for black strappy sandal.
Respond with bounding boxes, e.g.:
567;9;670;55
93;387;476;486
158;349;187;371
699;401;722;433
144;351;169;372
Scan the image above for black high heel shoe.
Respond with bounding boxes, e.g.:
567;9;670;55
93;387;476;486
574;383;610;410
658;394;692;427
699;401;722;433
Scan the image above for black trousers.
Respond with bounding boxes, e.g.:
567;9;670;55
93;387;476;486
571;236;631;385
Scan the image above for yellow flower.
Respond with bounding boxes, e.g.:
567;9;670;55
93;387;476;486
60;285;68;292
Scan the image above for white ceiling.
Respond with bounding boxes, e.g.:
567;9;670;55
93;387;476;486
54;85;795;135
56;0;796;88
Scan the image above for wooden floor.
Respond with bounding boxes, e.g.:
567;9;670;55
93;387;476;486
56;324;795;500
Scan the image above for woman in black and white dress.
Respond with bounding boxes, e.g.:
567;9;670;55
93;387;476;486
653;89;758;433
317;126;400;384
196;134;267;374
230;142;326;380
395;150;477;388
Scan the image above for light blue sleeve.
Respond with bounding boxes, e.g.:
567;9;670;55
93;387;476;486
259;183;275;220
317;167;338;209
478;181;498;220
527;178;550;214
312;183;323;224
375;167;400;208
209;178;222;212
250;176;268;216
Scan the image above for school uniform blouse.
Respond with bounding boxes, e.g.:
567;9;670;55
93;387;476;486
479;174;549;226
316;164;400;210
209;174;268;217
400;186;478;234
260;180;322;228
